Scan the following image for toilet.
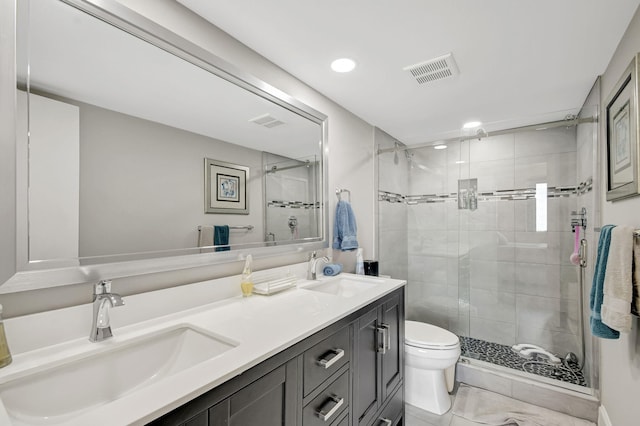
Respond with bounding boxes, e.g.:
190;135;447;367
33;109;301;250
404;320;461;415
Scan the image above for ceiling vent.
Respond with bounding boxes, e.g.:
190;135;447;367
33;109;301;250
403;53;459;84
249;113;285;128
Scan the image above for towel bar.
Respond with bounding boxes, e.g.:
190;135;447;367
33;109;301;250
336;188;351;202
198;225;254;231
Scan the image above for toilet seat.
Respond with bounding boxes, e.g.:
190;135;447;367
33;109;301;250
405;320;459;350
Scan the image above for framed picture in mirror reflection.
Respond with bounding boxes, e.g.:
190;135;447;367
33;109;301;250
205;158;249;214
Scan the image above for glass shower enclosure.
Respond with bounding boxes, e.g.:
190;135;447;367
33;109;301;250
377;109;598;392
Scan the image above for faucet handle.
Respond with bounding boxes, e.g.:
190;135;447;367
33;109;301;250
94;280;112;295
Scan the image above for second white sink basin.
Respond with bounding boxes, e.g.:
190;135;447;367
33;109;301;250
302;276;383;297
0;325;237;425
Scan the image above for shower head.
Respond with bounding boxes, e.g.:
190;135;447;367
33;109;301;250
405;150;414;169
476;128;488;140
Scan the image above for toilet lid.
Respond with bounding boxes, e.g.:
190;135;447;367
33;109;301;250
405;320;459;349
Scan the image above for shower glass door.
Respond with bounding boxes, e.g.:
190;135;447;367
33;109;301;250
377;120;591;388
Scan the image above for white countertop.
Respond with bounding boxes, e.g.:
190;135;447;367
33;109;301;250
0;266;405;425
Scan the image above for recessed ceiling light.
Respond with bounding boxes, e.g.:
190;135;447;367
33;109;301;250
463;121;482;129
455;160;465;164
434;144;447;150
331;58;356;73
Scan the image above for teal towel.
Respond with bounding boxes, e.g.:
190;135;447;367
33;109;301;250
589;225;619;339
332;200;359;251
214;225;230;252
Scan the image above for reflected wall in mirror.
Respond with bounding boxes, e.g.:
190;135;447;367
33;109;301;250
5;0;327;291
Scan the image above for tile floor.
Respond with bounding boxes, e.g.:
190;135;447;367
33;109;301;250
404;383;593;426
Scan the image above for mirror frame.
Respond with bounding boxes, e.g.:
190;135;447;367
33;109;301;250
0;0;328;294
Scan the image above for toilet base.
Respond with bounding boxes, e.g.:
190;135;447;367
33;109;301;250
405;364;452;415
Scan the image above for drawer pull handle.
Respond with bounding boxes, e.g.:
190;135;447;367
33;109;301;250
317;348;345;369
380;419;393;426
376;324;390;354
316;395;344;422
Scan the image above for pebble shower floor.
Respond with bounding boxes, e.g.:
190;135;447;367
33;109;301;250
459;336;588;387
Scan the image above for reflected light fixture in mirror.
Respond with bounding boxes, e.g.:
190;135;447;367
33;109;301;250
463;120;482;129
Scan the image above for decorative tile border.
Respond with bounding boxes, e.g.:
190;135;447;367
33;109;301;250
379;178;593;204
267;200;320;209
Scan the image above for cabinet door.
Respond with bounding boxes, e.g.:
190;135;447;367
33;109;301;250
353;307;380;426
209;358;298;426
381;293;403;401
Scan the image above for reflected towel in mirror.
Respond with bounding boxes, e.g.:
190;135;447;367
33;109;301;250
214;225;230;252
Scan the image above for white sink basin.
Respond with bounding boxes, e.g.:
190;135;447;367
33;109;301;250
0;325;237;425
301;276;383;297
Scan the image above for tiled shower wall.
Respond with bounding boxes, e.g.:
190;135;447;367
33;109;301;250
382;126;583;358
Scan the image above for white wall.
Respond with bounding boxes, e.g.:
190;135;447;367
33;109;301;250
0;0;377;317
77;99;265;256
598;5;640;426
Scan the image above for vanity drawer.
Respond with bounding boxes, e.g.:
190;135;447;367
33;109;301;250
303;325;350;395
372;384;403;426
303;371;349;426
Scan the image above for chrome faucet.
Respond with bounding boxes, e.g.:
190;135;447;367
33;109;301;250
89;280;124;342
307;251;330;280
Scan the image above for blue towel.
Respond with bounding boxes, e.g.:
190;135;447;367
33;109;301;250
323;263;343;276
214;225;230;252
332;200;359;251
589;225;619;339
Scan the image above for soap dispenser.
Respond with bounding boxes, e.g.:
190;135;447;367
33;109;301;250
0;304;12;368
240;254;254;297
355;248;364;275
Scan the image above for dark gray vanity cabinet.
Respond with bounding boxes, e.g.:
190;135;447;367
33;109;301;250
148;287;404;426
208;359;299;426
353;291;404;426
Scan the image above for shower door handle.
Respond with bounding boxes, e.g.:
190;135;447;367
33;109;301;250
377;323;390;354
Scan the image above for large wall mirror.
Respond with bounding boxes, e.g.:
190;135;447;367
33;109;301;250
2;0;328;293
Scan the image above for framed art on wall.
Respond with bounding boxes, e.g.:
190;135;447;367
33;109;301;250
606;53;640;201
205;158;249;214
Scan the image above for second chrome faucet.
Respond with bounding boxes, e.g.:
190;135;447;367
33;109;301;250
307;251;330;280
89;280;124;342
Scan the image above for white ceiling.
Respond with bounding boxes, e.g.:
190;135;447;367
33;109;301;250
178;0;640;145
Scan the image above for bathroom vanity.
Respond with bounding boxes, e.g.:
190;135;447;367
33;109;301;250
151;284;404;426
0;268;405;425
